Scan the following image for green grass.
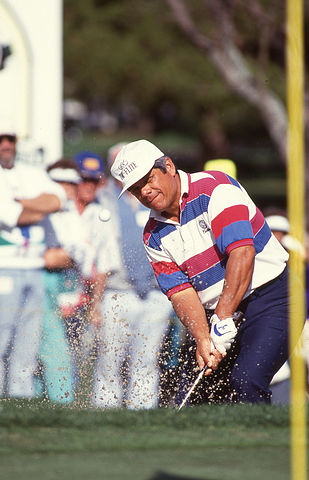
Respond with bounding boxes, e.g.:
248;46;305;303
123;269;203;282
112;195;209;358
0;400;302;480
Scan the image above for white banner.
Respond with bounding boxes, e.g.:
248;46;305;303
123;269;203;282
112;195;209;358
0;0;63;165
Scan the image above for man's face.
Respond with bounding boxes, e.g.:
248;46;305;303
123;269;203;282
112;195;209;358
129;158;180;214
0;134;16;169
77;178;100;205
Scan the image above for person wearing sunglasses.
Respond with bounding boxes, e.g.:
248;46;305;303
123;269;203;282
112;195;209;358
0;132;17;169
0;120;67;400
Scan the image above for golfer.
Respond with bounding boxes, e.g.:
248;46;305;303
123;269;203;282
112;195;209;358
111;139;290;404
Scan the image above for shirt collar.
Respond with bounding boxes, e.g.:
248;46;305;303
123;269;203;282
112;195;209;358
149;170;189;224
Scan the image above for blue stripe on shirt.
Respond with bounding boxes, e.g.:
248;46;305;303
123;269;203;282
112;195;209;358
181;194;210;226
253;222;272;254
190;258;227;291
157;258;228;295
216;221;253;254
157;270;191;295
148;223;177;251
226;174;241;188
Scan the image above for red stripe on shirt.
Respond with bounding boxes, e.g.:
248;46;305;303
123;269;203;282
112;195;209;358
180;244;224;277
143;218;158;245
206;170;233;184
180;173;191;211
226;238;254;255
151;260;180;277
212;205;249;239
166;283;192;299
186;171;232;204
251;208;265;236
187;177;217;203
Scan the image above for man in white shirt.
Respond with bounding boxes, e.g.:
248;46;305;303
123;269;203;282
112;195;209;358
93;144;172;410
0;124;66;398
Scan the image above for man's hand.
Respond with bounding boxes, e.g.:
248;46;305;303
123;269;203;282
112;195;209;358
196;336;223;375
170;288;224;374
210;314;237;354
44;248;74;270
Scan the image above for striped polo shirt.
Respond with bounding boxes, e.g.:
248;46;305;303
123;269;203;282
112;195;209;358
143;170;289;309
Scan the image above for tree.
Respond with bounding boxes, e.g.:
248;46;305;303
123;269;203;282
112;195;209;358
63;0;308;210
63;0;275;146
165;0;309;215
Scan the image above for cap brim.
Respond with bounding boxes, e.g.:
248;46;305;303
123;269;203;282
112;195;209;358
117;164;154;198
81;173;105;180
118;187;127;198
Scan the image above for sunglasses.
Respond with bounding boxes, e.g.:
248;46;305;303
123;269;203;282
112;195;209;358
80;176;101;184
0;134;16;143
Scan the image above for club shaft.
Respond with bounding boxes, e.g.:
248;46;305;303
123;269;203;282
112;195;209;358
177;366;206;411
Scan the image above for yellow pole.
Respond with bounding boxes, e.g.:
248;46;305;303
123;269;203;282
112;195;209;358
286;0;307;479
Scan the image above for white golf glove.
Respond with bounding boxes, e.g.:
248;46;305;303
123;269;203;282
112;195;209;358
210;314;238;355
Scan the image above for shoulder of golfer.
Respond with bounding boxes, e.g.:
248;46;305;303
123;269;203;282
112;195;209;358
144;169;287;309
109;139;287;314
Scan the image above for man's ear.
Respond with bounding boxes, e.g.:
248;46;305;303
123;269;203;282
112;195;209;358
165;157;176;175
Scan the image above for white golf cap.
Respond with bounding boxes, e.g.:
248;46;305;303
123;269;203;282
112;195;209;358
48;168;81;184
110;139;164;197
266;215;290;233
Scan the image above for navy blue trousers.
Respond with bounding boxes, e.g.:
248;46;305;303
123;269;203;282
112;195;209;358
175;268;291;405
230;267;289;403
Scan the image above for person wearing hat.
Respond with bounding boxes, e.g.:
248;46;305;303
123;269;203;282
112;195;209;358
75;150;106;202
0;122;67;399
110;139;292;405
265;214;290;245
0;125;16;170
62;150;116;392
91;143;172;410
31;158;84;404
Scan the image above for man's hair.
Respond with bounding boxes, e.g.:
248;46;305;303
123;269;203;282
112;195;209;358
47;157;79;173
154;156;178;173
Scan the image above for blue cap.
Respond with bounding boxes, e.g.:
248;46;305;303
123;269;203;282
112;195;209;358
74;151;106;179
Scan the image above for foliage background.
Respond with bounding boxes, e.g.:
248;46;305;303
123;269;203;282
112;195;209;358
63;0;308;211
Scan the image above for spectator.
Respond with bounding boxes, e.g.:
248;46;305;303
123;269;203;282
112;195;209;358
69;150;113;395
92;143;172;410
264;213;291;405
35;158;87;404
0;120;66;398
266;212;309;402
265;214;290;245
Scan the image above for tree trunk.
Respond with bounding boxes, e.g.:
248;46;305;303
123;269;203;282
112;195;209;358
166;0;309;227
